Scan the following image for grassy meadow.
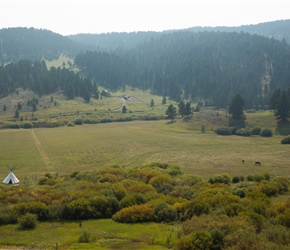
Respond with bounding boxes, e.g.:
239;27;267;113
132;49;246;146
0;219;178;249
1;86;290;250
0;118;289;182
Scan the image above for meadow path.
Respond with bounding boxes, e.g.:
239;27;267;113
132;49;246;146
30;130;54;171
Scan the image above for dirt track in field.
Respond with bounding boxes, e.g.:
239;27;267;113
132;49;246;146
30;130;54;171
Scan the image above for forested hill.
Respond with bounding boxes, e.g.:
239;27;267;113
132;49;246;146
67;31;163;51
68;20;290;51
186;19;290;44
0;27;88;64
74;31;290;109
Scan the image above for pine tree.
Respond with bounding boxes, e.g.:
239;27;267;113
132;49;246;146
166;104;177;121
229;94;245;119
14;109;19;118
150;99;154;107
162;96;166;105
275;90;290;123
184;101;192;117
178;101;186;117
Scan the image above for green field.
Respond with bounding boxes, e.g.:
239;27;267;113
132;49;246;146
0;219;178;250
0;119;289;182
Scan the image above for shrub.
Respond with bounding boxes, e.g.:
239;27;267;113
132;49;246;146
154;202;177;222
18;213;37;229
4;123;21;129
119;193;146;209
208;173;231;184
281;136;290;144
78;230;95;243
174;230;213;250
12;202;49;220
214;127;232;135
210;228;224;249
232;187;248;198
113;204;154;223
74;117;83;125
232;176;241;183
260;128;273;137
252;127;261;135
22;122;33;129
149;174;173;195
236;128;251;136
67;121;75;127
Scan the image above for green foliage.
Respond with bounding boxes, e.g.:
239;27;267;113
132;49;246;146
154;202;177;222
174;230;213;250
74;117;84;125
214;127;232;135
17;213;38;229
229;94;245;119
119;193;146;209
12;202;49;221
166;104;177;121
275;90;290;123
236;128;251;136
260;128;273;137
232;175;241;183
208;173;231;185
22;122;33;129
149;173;174;195
251;126;261;135
113;204;154;223
281;136;290;144
78;230;95;243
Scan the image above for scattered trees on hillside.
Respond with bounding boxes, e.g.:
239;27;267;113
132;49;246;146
74;31;290;108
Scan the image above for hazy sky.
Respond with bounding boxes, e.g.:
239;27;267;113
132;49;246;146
1;0;290;36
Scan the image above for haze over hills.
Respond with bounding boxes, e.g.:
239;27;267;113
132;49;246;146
0;20;290;110
68;19;290;51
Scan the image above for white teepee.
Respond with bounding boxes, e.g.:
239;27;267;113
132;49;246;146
3;171;19;184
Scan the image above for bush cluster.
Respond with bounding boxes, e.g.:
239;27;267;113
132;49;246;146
215;126;273;137
0;164;290;249
281;136;290;144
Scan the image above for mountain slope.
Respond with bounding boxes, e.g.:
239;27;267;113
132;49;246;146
0;27;87;64
186;19;290;43
68;19;290;52
74;31;290;109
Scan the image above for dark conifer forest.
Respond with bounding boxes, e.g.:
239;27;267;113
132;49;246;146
0;60;98;100
0;20;290;109
74;31;290;108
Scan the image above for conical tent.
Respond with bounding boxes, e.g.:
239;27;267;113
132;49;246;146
3;171;19;184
